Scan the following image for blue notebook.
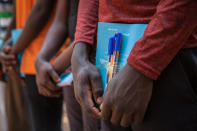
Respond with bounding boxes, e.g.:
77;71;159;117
57;72;73;87
96;22;147;91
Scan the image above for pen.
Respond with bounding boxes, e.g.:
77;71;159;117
112;33;121;77
106;37;115;87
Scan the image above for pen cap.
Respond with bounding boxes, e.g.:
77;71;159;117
115;33;121;51
108;37;115;55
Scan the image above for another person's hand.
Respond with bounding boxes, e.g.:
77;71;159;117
35;58;63;98
71;42;103;119
101;64;153;127
0;44;17;72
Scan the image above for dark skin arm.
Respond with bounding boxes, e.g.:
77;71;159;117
71;42;103;119
35;0;69;97
1;0;55;72
52;43;74;74
11;0;55;55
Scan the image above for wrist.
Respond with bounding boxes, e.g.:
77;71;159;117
35;57;46;71
71;42;93;75
37;52;50;61
72;42;91;66
125;63;152;81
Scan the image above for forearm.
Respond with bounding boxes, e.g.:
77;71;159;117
71;42;92;71
37;0;69;61
38;21;68;61
4;16;16;42
128;0;197;80
52;43;74;74
11;1;54;55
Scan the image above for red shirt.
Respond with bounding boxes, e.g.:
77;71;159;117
74;0;197;80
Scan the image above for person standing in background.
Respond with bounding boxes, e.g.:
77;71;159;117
0;0;64;131
0;0;30;130
35;0;101;130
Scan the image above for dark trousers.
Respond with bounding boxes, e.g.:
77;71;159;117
24;75;63;131
63;85;101;131
102;48;197;131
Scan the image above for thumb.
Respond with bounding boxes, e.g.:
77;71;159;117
90;73;103;105
48;69;61;83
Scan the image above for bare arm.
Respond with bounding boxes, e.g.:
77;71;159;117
37;0;69;61
35;0;70;98
11;0;55;55
52;43;74;74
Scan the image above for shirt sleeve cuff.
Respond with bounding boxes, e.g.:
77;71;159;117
73;38;94;45
127;53;160;80
74;32;95;45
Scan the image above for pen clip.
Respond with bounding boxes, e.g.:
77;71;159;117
115;33;121;52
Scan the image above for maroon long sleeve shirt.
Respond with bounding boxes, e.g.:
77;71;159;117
74;0;197;80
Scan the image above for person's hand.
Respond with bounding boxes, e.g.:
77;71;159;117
71;42;103;119
0;45;17;72
35;58;63;98
101;64;153;127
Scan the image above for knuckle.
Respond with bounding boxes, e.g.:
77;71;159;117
78;68;88;78
85;107;93;115
115;105;124;113
102;101;111;111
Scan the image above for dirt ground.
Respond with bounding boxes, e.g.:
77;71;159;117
0;81;8;131
62;104;70;131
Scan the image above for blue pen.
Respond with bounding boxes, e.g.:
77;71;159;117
105;37;115;87
112;33;121;77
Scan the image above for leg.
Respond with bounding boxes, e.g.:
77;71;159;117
132;48;197;131
63;85;83;131
82;109;101;131
6;75;30;131
24;75;63;131
64;85;101;131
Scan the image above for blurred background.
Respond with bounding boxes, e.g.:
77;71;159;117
0;0;70;130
